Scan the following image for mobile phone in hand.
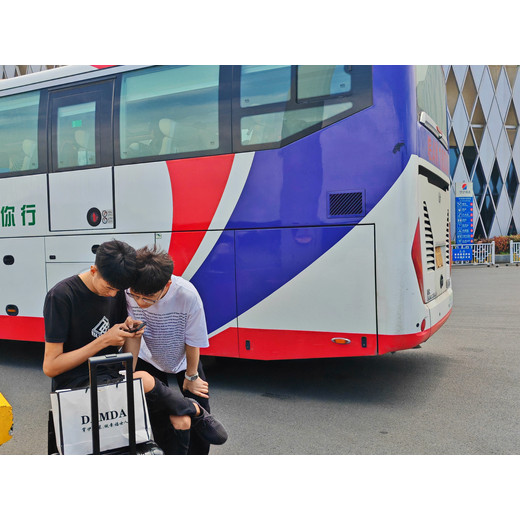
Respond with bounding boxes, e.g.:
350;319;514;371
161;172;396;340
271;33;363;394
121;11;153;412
126;322;146;333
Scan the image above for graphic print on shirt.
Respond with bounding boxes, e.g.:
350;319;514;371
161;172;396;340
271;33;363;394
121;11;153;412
133;309;187;369
91;316;110;338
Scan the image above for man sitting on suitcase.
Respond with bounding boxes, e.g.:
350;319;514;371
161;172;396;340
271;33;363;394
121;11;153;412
43;239;227;454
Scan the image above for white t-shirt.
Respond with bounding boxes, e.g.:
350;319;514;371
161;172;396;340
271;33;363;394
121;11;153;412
126;275;209;374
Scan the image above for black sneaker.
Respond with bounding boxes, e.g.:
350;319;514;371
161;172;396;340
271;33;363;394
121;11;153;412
188;399;228;445
136;441;164;455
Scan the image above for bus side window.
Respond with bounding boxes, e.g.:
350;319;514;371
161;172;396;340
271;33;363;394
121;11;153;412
296;65;352;101
0;91;40;174
240;65;291;107
240;104;354;147
237;65;372;150
119;65;220;161
416;65;448;138
57;102;96;169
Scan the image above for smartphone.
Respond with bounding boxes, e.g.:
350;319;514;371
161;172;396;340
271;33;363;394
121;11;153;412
126;322;146;333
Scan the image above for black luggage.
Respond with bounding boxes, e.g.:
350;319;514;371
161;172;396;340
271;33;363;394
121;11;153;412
88;352;162;455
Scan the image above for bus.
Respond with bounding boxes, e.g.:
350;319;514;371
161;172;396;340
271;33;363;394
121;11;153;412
0;65;452;360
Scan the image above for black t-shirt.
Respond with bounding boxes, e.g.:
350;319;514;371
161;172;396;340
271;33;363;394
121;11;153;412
43;275;127;390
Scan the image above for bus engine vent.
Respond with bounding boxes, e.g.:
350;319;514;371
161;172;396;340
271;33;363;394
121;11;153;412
328;191;364;217
423;201;435;271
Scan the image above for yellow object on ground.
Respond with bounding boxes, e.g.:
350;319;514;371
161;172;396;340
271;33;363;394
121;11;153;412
0;392;13;445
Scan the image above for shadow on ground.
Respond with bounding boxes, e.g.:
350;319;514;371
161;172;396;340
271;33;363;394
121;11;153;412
203;347;450;409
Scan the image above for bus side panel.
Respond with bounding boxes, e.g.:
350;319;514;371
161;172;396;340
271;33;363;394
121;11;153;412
233;225;378;360
0;172;49;341
161;230;240;358
48;167;114;231
0;315;45;342
0;237;47;341
113;162;173;234
0;173;48;239
224;67;415;232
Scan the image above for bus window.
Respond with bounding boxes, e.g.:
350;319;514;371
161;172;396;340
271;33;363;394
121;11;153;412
119;65;220;161
49;81;113;172
297;65;352;101
57;102;96;168
0;91;40;174
240;65;291;107
237;65;372;149
241;103;353;145
416;65;448;138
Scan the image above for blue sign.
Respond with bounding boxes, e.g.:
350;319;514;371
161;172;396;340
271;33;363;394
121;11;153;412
452;245;473;262
455;182;474;244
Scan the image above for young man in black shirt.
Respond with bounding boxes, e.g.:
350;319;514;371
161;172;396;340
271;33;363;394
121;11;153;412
43;239;227;454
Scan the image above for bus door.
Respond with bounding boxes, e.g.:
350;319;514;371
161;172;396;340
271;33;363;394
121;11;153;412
47;80;114;232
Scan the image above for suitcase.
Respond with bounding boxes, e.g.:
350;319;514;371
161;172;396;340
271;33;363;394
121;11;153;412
88;352;163;455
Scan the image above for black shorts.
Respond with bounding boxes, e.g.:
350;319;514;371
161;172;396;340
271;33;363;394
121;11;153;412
52;368;124;391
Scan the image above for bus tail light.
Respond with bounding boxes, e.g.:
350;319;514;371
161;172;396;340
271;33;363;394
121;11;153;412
411;219;425;303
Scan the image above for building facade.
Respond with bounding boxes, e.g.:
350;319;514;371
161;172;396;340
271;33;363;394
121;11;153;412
1;65;61;80
445;65;520;239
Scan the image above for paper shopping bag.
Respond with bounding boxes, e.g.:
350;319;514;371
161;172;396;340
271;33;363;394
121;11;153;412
50;378;151;455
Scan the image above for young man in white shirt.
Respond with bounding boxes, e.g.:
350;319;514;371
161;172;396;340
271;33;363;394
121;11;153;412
125;245;221;454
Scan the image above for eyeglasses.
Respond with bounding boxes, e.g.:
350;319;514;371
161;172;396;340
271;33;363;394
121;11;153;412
125;288;164;305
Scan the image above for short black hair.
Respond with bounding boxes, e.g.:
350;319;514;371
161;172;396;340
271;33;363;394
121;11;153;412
131;245;174;295
95;240;137;290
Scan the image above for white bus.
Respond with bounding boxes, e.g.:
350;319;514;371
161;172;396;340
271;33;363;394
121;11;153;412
0;65;452;360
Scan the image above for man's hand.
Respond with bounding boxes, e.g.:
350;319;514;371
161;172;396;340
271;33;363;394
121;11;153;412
183;377;209;398
122;317;146;337
102;323;134;347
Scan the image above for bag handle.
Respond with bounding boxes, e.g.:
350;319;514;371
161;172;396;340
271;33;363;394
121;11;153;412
88;353;136;455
